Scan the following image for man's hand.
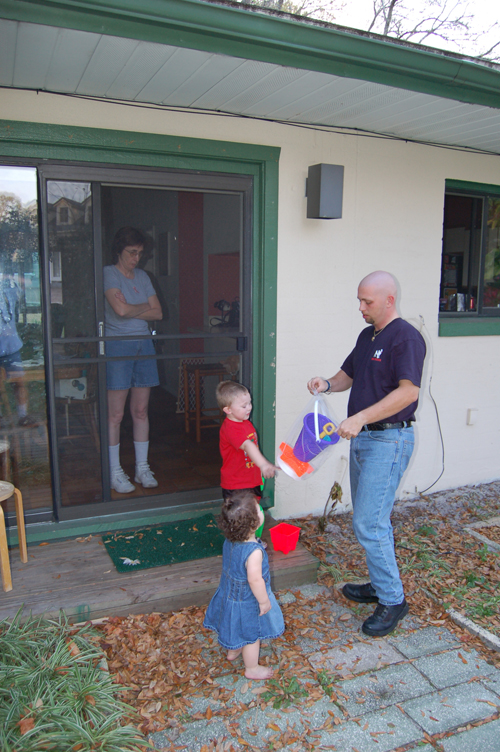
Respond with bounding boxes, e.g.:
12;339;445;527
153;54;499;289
307;371;353;395
307;377;328;394
336;414;365;440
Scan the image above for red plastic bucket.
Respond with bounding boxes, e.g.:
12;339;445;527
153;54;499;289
270;522;301;554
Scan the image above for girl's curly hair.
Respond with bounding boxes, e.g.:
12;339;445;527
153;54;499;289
218;490;260;542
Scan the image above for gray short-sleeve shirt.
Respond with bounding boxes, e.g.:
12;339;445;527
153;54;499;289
103;265;156;336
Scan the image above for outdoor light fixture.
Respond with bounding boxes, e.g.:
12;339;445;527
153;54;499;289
306;163;344;219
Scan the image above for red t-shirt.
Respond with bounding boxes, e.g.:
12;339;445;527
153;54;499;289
220;418;263;490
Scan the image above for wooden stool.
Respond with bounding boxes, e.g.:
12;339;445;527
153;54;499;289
0;481;28;592
183;362;229;442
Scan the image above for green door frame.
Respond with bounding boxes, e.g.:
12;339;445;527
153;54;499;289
0;118;279;541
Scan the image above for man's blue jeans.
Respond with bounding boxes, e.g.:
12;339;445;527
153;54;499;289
349;427;414;606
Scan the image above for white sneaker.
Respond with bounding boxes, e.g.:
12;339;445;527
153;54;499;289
135;462;158;488
111;467;135;494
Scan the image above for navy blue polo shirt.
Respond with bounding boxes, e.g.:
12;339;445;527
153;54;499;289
341;318;426;422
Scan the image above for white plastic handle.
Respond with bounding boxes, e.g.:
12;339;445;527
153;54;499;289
314;399;320;441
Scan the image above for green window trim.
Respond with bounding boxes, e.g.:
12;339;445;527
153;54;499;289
445;179;500;197
0;117;279;505
439;318;500;337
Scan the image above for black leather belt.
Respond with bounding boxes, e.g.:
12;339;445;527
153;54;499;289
363;421;413;431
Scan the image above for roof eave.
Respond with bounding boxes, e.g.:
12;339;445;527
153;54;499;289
2;0;500;109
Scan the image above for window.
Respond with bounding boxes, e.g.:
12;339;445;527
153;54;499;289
440;183;500;316
50;250;62;281
57;205;69;224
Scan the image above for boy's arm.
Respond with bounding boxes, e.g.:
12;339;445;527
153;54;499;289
241;439;279;479
246;548;271;615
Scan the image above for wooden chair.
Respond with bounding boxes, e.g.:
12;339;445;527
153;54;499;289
0;481;28;592
183;362;230;442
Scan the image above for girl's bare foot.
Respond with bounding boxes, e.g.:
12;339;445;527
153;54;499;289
244;664;274;680
227;648;242;661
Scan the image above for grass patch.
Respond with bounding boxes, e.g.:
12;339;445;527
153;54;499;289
0;610;151;752
261;676;308;709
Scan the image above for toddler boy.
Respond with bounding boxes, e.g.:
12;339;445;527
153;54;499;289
216;381;278;501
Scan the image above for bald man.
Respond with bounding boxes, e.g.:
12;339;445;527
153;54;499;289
308;271;426;637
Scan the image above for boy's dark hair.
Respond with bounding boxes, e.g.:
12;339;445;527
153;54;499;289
111;226;146;263
216;380;249;410
218;489;260;542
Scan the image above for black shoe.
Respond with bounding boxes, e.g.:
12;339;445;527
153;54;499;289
362;599;409;637
342;582;379;603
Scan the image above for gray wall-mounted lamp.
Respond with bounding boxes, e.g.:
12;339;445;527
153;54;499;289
306;163;344;219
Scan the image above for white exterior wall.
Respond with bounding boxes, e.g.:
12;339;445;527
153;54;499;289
3;89;500;519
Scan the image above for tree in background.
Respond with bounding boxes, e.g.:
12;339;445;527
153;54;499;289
236;0;500;60
366;0;499;59
240;0;341;23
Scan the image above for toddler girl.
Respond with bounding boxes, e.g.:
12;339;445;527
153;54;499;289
203;490;284;679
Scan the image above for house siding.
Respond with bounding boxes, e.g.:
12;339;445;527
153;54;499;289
2;88;500;521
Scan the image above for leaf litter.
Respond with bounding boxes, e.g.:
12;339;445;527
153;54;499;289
95;482;500;748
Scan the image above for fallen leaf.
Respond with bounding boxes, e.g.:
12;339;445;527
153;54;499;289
67;640;80;657
18;717;35;735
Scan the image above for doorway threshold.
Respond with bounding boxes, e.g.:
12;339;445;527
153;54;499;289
10;496;222;547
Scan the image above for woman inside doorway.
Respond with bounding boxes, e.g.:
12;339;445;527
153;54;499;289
104;227;162;494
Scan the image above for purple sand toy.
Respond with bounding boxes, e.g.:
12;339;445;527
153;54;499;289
293;412;339;462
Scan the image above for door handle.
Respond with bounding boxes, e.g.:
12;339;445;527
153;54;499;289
98;321;105;355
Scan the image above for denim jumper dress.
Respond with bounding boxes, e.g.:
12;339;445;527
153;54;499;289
203;538;285;650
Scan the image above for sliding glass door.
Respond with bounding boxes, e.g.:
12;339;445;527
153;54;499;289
39;165;252;520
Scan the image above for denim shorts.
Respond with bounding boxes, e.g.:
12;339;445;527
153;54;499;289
106;339;159;390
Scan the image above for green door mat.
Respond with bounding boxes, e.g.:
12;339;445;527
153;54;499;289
102;513;225;573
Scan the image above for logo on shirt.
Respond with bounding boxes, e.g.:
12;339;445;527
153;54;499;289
372;348;383;361
244;432;258;469
133;286;139;294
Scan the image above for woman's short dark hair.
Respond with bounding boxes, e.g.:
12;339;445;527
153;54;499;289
111;227;146;264
218;489;260;542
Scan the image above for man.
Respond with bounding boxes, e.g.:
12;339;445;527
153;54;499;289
308;271;426;637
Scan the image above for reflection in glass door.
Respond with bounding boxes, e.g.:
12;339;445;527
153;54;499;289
0;166;52;523
46;180;103;509
41;167;252;518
